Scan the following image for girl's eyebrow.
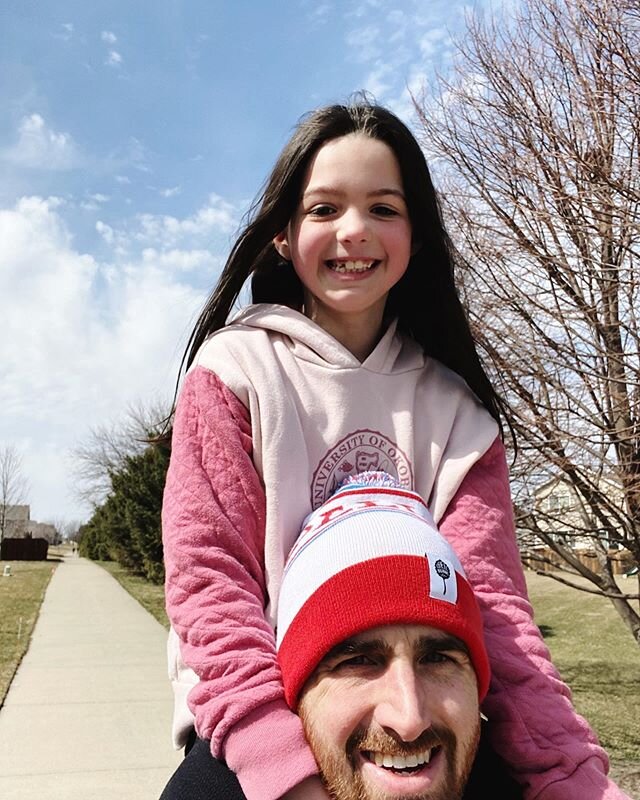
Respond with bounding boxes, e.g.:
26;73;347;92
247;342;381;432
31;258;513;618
303;186;406;200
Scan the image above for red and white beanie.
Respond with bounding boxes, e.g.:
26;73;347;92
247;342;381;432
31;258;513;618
276;472;490;708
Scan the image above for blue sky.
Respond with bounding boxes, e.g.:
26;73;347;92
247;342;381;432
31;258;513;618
0;0;501;524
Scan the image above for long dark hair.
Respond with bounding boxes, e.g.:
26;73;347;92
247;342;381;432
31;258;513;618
178;98;506;430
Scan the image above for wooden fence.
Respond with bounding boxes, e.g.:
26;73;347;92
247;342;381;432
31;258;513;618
522;546;635;575
0;537;49;561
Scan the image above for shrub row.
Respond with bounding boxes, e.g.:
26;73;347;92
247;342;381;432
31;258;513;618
79;443;169;584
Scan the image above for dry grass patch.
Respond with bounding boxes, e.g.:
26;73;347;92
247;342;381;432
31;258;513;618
526;570;640;772
0;560;58;705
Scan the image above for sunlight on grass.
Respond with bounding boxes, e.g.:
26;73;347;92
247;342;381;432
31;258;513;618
0;560;58;705
526;571;640;763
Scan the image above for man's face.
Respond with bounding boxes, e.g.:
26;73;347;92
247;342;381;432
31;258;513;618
298;624;480;800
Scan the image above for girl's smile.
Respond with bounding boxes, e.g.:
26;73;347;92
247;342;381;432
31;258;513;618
274;133;412;359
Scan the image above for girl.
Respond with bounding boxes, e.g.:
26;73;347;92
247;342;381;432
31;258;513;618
161;100;627;800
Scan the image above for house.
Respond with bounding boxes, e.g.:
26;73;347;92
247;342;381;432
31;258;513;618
2;504;30;538
1;505;58;543
532;474;625;551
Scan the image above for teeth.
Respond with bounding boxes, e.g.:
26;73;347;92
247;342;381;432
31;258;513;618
329;259;375;273
370;748;432;770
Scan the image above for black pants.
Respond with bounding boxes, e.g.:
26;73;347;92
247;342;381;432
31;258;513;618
159;726;523;800
160;732;244;800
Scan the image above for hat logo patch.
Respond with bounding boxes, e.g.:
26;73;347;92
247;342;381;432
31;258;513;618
428;556;457;604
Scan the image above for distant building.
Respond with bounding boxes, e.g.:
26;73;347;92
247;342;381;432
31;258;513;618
3;504;30;538
1;505;58;543
27;521;58;543
533;475;625;551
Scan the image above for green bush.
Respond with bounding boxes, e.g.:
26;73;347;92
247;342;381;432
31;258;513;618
81;442;169;584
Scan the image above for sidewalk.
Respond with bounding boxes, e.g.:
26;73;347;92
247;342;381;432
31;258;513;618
0;556;181;799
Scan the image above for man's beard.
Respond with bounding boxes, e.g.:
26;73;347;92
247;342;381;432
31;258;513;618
302;719;480;800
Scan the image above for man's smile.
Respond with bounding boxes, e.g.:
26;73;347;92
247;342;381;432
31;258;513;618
363;745;438;772
355;743;448;796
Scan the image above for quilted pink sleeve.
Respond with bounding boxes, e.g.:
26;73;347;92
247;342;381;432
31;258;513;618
439;438;630;800
162;366;319;800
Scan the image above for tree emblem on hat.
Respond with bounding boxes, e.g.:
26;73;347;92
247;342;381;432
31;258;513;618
434;559;451;595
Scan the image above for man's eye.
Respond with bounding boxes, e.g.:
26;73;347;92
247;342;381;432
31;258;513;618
421;651;453;665
308;204;336;217
333;654;377;670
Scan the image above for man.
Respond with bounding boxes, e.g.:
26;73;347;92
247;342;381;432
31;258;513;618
160;473;520;799
275;471;510;800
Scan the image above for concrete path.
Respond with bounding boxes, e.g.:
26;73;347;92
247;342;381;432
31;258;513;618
0;556;182;799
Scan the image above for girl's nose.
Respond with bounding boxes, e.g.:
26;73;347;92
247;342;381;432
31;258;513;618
371;661;431;742
337;208;370;243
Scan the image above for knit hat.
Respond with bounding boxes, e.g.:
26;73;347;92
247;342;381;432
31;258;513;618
276;472;490;708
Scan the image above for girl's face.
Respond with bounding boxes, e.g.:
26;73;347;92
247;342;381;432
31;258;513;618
274;133;412;347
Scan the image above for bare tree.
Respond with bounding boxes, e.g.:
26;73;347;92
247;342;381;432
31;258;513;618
42;518;82;545
60;519;83;542
413;0;640;642
72;400;168;507
0;445;30;544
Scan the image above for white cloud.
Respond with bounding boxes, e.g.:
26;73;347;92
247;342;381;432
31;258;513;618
348;0;384;19
131;193;239;248
96;219;115;244
81;192;110;211
0;196;222;522
101;30;117;44
141;247;222;273
305;0;333;23
126;137;151;172
94;194;239;259
2;114;82;170
55;23;74;41
419;26;452;58
344;25;382;63
361;61;395;99
159;185;181;198
340;0;479;113
115;175;131;184
106;50;123;67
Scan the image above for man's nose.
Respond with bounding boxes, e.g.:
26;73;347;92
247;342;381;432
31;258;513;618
337;208;370;243
371;660;430;742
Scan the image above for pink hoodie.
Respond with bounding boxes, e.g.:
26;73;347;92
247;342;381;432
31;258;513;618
162;305;628;800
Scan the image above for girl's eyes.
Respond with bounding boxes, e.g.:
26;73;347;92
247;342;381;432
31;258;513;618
371;205;399;217
307;204;336;217
305;204;401;218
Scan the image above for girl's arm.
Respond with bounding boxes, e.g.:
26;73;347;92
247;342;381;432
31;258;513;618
163;365;324;800
439;438;630;800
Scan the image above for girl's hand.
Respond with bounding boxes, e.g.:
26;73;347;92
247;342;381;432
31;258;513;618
280;775;332;799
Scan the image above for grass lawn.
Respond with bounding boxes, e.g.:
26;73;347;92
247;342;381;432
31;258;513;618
525;571;640;764
0;559;58;706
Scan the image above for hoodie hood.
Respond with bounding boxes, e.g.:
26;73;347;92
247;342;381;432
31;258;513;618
228;303;424;374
